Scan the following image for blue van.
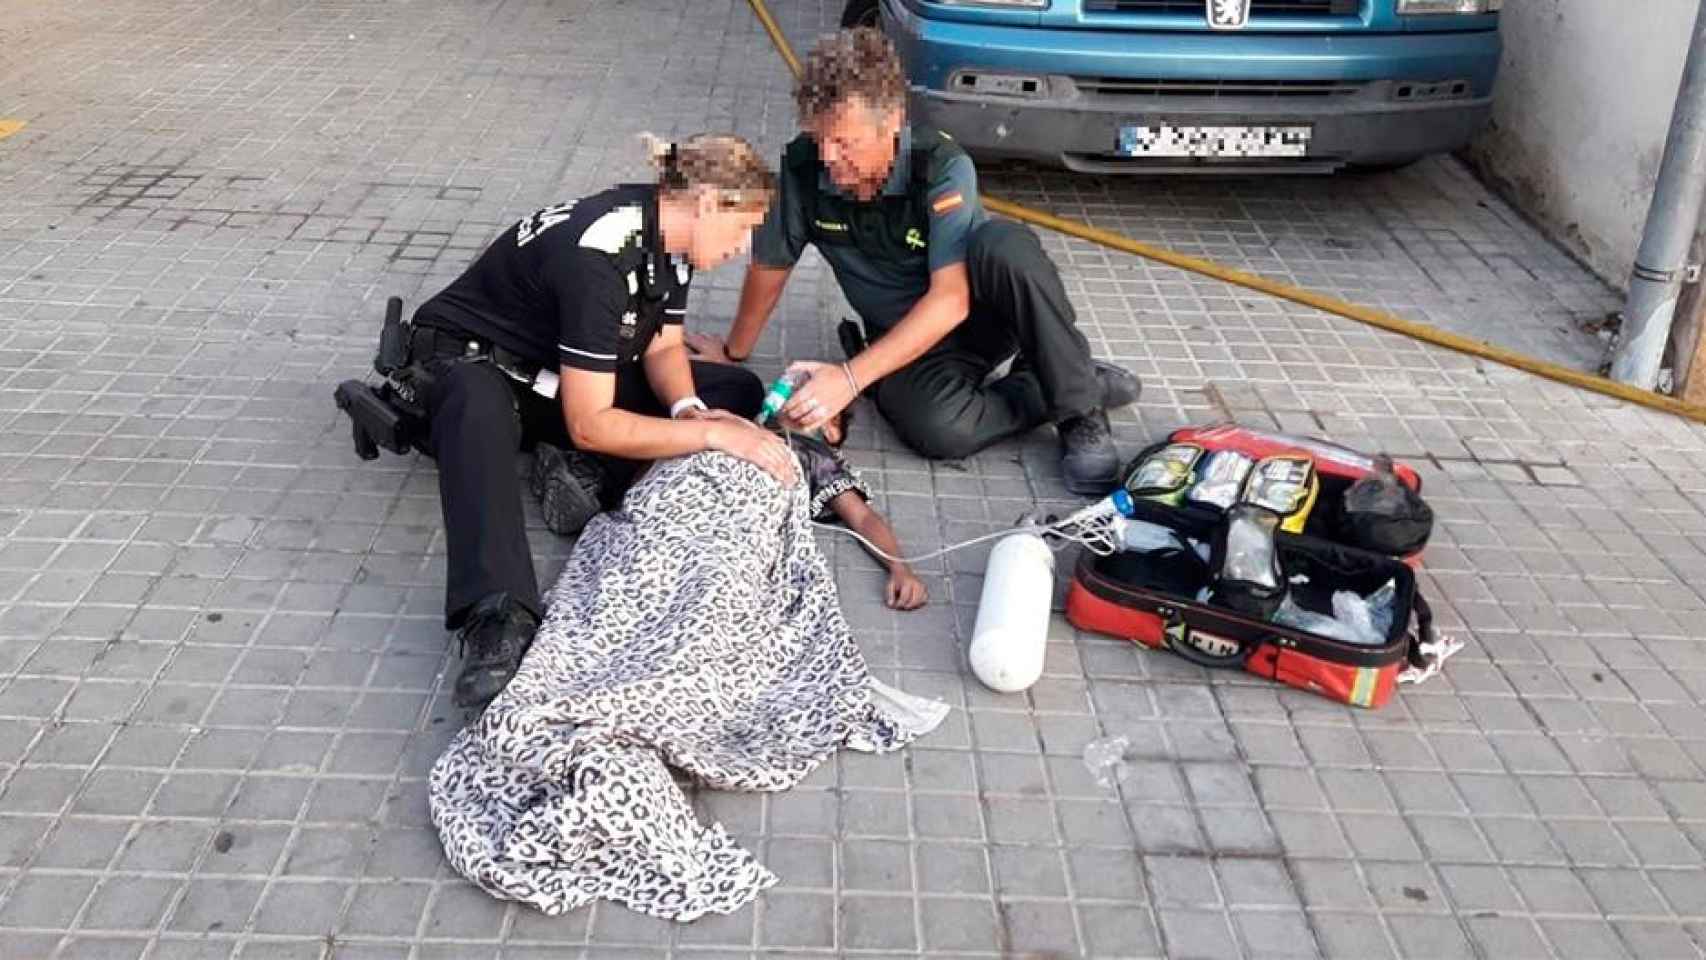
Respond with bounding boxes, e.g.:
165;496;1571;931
842;0;1502;172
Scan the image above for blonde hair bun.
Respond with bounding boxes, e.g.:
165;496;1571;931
642;132;776;211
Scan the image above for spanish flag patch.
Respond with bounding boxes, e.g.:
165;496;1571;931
931;192;964;214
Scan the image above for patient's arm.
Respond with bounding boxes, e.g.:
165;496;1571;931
829;492;928;611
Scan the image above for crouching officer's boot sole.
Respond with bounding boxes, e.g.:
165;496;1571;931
453;593;537;712
529;445;604;536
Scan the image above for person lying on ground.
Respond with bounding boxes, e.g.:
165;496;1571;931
687;330;927;610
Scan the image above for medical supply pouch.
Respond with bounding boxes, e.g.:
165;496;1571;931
1066;498;1432;709
1125;443;1205;506
1241;455;1319;534
1168;423;1431;564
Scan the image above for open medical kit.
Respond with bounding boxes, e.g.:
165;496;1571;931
1065;424;1444;709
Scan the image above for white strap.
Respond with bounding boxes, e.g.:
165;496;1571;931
669;396;708;418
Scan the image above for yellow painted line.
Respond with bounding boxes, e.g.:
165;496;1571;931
0;120;25;141
985;197;1706;422
746;0;1706;427
747;0;801;78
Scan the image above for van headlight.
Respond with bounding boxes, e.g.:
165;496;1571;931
1397;0;1500;13
935;0;1049;7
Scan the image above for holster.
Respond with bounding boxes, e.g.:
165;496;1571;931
333;296;434;460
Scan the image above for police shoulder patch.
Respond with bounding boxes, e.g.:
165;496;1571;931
579;204;645;256
931;192;964;215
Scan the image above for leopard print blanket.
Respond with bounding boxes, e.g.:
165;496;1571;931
429;451;944;920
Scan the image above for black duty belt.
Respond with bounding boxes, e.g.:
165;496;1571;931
409;324;559;399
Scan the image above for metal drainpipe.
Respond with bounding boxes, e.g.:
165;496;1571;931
1612;0;1706;389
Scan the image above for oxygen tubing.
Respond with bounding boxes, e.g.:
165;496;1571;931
744;0;1706;427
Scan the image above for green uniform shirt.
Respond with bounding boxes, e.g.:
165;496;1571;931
752;125;987;334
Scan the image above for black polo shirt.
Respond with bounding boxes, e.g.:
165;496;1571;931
752;125;986;334
416;183;691;373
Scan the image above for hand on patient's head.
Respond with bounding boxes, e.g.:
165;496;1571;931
706;417;799;488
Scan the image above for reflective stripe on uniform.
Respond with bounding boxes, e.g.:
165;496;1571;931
559;344;619;361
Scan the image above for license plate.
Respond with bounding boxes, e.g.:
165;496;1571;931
1117;123;1312;159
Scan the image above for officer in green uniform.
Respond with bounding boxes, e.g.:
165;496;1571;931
701;28;1139;494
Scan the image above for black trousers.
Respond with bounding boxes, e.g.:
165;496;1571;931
872;219;1101;460
421;344;764;628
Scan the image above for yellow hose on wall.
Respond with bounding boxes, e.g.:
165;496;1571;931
746;0;1706;426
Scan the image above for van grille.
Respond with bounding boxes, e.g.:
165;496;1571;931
1083;0;1360;15
1074;77;1366;98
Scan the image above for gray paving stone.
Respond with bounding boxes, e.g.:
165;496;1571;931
166;878;265;934
1269;810;1352;859
1539;918;1636;960
1577;868;1672;917
1147;855;1221;908
1466;915;1552;958
341;883;432;939
1234;910;1319;958
1510;866;1600;915
763;837;835;891
1482;816;1568;864
73;769;163;816
839;893;915;951
82;875;185;931
56;937;153;960
1068;847;1147;903
1437;863;1524;913
1291;860;1375;911
1385;914;1476;959
1611;920;1702;959
1312;911;1397;960
758;891;835;949
1157;909;1241;960
1079;903;1162;958
33;817;132;870
842;838;912;893
991;845;1069;900
920;897;1001;953
916;842;990;896
252;880;350;936
1000;899;1079;954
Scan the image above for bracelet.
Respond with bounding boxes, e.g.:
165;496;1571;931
669;396;708;418
840;362;861;396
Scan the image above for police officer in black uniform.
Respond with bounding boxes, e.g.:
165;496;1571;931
401;134;795;710
703;29;1139;495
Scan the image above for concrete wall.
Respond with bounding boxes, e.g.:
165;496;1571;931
1464;0;1699;288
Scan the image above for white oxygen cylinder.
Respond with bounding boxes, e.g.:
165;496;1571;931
969;531;1055;693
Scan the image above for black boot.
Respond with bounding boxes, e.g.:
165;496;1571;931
1058;409;1120;495
453;593;537;711
529;444;605;536
1095;360;1141;410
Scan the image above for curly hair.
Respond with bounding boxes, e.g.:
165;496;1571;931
794;27;907;123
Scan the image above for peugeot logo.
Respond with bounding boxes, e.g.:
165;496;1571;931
1207;0;1251;29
